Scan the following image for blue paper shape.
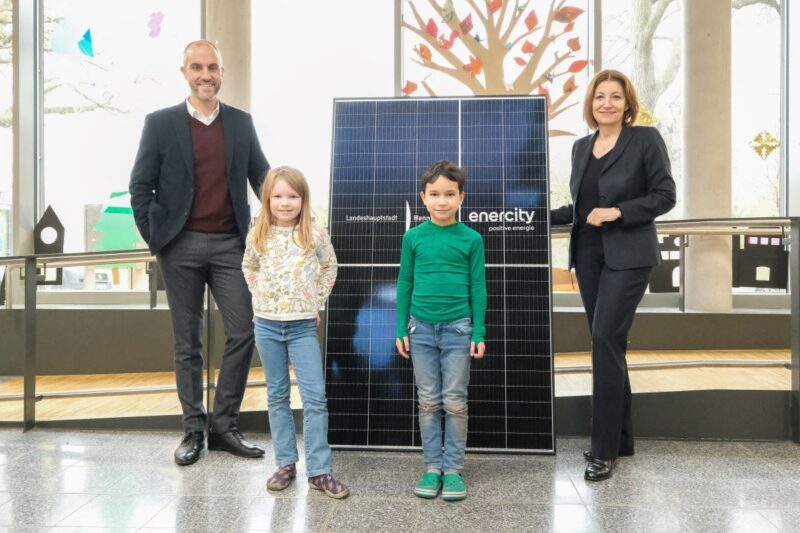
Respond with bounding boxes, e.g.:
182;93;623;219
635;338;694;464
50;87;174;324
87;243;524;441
78;29;94;58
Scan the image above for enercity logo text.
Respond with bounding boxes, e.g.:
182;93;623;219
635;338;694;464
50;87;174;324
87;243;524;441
467;208;535;225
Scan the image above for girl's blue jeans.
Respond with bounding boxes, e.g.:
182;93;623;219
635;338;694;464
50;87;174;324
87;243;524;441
255;317;332;477
408;315;472;472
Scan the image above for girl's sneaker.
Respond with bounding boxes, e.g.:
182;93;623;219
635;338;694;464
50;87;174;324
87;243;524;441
308;473;350;499
441;472;467;501
413;471;442;499
266;464;296;491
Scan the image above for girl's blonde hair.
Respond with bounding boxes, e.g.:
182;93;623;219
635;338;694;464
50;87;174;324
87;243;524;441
252;166;314;254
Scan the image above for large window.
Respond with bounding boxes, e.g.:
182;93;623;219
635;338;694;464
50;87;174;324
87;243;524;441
732;0;782;217
0;0;12;257
602;0;683;219
41;0;200;289
251;0;395;223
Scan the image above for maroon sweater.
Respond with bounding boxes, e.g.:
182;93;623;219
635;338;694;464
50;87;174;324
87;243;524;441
184;115;236;233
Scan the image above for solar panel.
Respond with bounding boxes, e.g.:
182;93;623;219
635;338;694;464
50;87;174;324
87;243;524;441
325;96;554;452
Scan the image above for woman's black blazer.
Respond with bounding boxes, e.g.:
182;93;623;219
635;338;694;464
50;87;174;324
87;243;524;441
551;126;677;270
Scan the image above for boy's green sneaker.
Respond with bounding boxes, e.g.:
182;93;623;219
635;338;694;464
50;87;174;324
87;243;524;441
414;471;442;499
441;472;467;501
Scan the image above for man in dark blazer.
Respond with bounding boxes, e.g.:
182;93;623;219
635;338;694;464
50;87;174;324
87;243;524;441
130;40;269;465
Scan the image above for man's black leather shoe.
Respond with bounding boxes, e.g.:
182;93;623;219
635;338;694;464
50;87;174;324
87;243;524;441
584;458;615;481
208;430;265;458
174;431;205;466
583;448;634;462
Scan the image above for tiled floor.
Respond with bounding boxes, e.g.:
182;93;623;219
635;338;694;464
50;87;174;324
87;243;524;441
0;429;799;532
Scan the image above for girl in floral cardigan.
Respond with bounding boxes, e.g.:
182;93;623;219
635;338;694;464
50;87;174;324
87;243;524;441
242;165;348;499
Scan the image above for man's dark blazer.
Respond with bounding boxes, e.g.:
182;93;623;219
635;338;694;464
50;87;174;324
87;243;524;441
129;101;269;254
551;126;676;270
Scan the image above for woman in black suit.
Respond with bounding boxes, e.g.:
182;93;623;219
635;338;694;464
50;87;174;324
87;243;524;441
551;69;676;481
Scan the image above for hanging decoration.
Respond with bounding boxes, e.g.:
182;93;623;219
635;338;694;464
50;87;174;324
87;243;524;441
750;131;780;160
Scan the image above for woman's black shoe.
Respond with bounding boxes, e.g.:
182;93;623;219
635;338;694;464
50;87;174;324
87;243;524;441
583;448;634;462
584;458;615;481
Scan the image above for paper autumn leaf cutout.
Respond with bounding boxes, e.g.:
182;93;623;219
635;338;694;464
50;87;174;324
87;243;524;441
567;37;580;51
554;6;584;23
538;84;551;105
514;57;527;66
565;21;575;32
417;44;432;61
148;12;164;38
488;0;503;14
563;75;577;93
439;30;459;49
568;59;589;73
442;0;455;21
524;10;539;30
522;39;535;54
460;13;474;34
516;0;530;13
78;29;94;58
402;80;418;96
426;18;438;37
463;55;483;77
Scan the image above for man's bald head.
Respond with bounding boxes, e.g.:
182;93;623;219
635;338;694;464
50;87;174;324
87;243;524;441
183;40;223;68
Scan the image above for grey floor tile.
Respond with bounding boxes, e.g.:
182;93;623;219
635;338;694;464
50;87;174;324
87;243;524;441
47;526;137;533
466;462;581;504
416;497;506;533
651;439;753;458
200;450;275;472
612;453;782;482
337;466;420;501
588;505;689;533
680;507;781;533
53;494;173;528
67;444;180;469
0;461;72;492
588;505;781;533
0;526;48;533
170;467;265;496
0;445;35;465
758;508;800;533
0;492;13;506
661;477;800;510
142;495;256;530
572;475;670;507
234;496;334;532
503;503;593;533
57;464;183;495
327;498;418;533
0;493;95;527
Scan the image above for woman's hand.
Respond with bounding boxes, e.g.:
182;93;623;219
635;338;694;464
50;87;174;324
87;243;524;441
586;207;622;227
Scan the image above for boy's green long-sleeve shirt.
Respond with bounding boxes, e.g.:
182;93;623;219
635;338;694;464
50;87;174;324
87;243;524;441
396;221;487;343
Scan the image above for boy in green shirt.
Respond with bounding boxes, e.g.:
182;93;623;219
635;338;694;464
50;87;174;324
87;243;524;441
396;160;487;502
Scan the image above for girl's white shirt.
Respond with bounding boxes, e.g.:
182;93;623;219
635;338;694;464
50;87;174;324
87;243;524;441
242;224;338;321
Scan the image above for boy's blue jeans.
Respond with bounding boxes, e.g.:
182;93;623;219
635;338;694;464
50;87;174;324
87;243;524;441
408;315;472;472
254;317;332;477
